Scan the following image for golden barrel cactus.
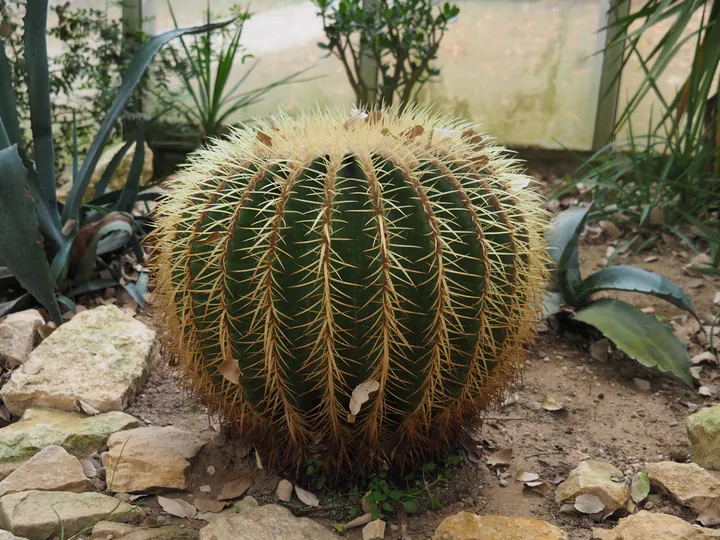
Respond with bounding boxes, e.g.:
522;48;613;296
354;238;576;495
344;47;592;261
150;108;549;471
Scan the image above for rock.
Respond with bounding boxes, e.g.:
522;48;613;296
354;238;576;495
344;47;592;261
0;532;28;540
0;408;139;480
91;521;139;538
57;141;154;204
198;504;336;540
92;522;198;539
102;426;211;493
1;305;159;417
0;490;134;539
555;460;629;510
592;510;720;539
0;445;90;497
432;513;567;540
234;496;259;513
0;310;43;368
363;519;386;540
644;461;720;512
689;405;720;470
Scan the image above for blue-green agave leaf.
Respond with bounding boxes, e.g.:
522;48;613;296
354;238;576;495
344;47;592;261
0;145;62;324
574;265;695;314
545;204;592;302
575;298;693;386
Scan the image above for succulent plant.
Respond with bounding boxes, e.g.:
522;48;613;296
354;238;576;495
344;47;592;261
150;108;549;471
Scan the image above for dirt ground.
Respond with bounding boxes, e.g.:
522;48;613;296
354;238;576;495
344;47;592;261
124;231;719;539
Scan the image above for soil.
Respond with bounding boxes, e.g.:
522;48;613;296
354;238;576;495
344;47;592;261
122;233;719;540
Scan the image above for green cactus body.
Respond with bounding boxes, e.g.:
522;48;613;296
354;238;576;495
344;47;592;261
151;108;549;471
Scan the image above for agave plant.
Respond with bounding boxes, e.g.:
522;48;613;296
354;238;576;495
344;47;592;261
0;0;231;324
545;204;695;385
155;1;311;141
150;107;550;471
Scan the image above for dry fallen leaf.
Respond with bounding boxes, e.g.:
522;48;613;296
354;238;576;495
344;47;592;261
514;471;539;483
574;493;605;514
486;448;513;467
600;221;622;238
510;177;530;191
295;486;319;507
699;386;713;397
75;399;100;416
218;473;252;501
199;485;212;493
541;395;564;411
644;255;659;263
590;339;609;362
347;513;373;529
256;131;272;147
347;380;380;423
276;479;293;502
692;351;717;365
649;208;664;226
158;496;196;519
714;291;720;306
255;447;263;470
630;471;650;503
218;359;240;385
524;480;552;496
691;366;704;380
80;457;98;478
193;498;225;513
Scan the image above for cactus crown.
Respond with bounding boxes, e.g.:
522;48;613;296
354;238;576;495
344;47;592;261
150;108;550;472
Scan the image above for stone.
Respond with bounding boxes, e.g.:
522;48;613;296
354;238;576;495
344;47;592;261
198;504;336;540
432;513;567;540
0;408;139;480
0;490;134;539
363;519;386;540
1;305;159;417
0;445;90;497
92;522;198;539
57;141;154;204
689;405;720;470
0;310;43;368
234;496;259;513
592;510;720;539
0;532;28;540
102;426;211;493
91;521;139;538
555;460;629;510
644;461;720;513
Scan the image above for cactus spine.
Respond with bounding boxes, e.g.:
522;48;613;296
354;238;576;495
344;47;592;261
151;108;549;471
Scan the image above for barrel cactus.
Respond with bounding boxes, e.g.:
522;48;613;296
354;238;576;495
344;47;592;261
150;108;549;472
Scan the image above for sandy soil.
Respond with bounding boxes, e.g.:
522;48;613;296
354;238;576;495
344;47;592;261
123;234;719;540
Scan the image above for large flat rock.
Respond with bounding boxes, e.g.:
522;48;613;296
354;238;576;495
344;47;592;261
432;513;567;540
103;427;212;493
555;460;629;511
198;504;336;540
0;408;139;480
0;445;90;497
0;491;134;540
0;305;159;417
0;531;29;540
0;310;43;368
592;510;720;539
645;461;720;513
689;405;720;471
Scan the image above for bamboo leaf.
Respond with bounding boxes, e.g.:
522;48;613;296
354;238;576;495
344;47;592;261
0;145;61;324
575;299;693;386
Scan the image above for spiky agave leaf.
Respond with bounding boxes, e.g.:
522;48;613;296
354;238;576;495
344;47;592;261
149;107;550;472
